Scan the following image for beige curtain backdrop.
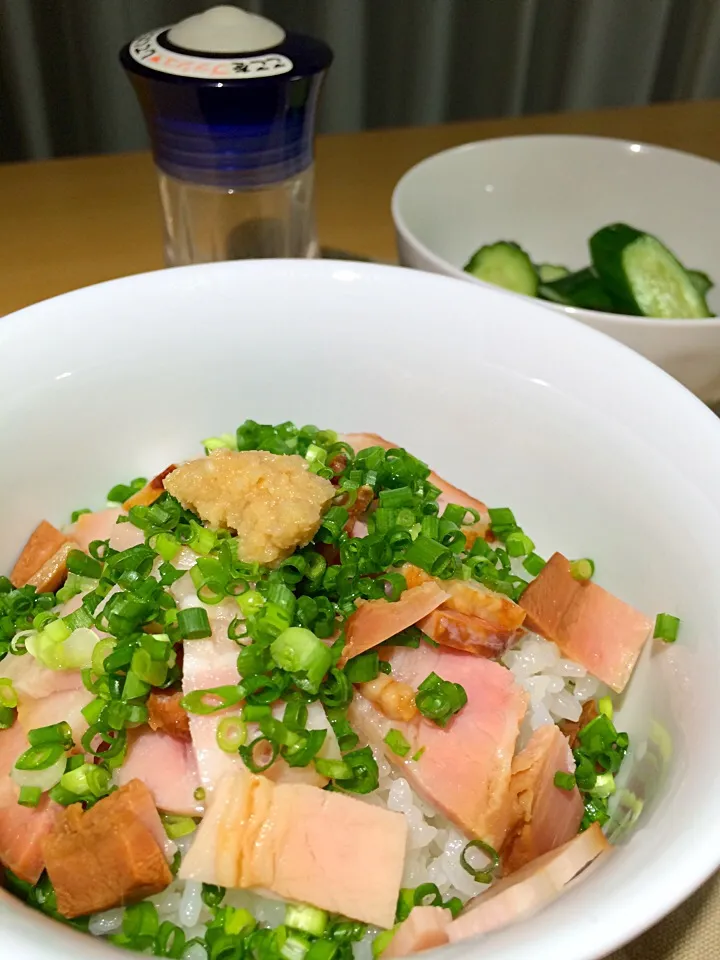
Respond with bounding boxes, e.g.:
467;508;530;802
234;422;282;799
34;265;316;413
1;0;720;162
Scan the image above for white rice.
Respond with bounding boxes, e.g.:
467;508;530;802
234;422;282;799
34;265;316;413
91;631;600;955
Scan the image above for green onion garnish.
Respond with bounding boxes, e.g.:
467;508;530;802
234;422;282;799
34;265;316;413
270;627;332;694
181;685;244;715
15;742;65;771
570;558;595;581
488;507;516;528
653;612;680;643
216;716;247;753
411;747;426;762
598;696;613;720
372;929;397;959
415;672;467;727
28;722;74;750
505;531;535;558
344;650;380;684
384;729;411;758
285;903;328;938
0;679;18;710
314;758;353;780
176;607;212;640
522;552;546;576
553;771;576;791
163;815;197;840
460;838;500;884
239;735;278;774
17;786;42;807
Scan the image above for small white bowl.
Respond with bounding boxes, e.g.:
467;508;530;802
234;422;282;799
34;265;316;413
392;135;720;403
2;261;720;960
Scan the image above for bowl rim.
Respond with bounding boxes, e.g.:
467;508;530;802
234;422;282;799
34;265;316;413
391;132;720;328
2;258;720;960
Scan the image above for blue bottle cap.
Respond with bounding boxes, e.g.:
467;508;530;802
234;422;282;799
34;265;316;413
120;19;332;189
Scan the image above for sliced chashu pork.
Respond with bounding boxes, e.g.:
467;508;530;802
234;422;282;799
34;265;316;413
385;822;610;953
519;552;652;692
70;507;146;554
350;644;527;848
0;722;59;883
180;768;407;928
447;822;610;941
501;724;583;874
42;779;172;918
341;581;450;664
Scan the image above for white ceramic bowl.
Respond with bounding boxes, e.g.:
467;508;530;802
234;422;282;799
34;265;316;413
392;135;720;404
1;260;720;960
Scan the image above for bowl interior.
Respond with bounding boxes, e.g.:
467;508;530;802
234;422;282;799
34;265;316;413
1;260;720;960
392;135;720;315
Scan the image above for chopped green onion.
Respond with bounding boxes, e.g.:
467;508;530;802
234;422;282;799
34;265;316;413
460;838;500;884
522;552;546;576
176;607;212;640
553;771;576;791
122;901;159;940
314;758;353;780
570;558;595;581
0;678;18;710
372;928;397;959
332;746;379;795
239;735;278;774
281;934;311;960
271;627;332;694
194;787;206;803
15;742;65;771
285;903;328;938
411;747;425;762
590;771;616;798
60;762;111;798
505;531;535;558
188;522;217;556
284;729;327;768
488;507;516;529
154;532;181;563
412;883;443;908
577;715;617;755
70;508;91;523
415;672;467;727
242;704;272;722
0;705;15;729
203;433;238;453
28;721;74;749
162;815;197;840
384;729;411;758
200;883;226;908
236;589;265;617
65;550;103;580
443;897;463;919
598;696;613;720
403;535;454;579
344;650;379;684
18;786;42;807
216;716;247;753
181;685;244;715
653;612;680;643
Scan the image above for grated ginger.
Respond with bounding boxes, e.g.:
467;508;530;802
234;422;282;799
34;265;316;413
164;449;334;566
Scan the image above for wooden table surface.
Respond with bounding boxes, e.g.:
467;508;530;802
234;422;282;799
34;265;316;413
1;98;719;317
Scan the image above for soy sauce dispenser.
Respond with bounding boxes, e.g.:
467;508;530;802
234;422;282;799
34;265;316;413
121;6;332;265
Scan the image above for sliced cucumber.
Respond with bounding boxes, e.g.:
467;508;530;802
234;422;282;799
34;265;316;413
537;263;570;284
538;267;615;313
590;224;711;319
688;269;714;298
464;241;538;296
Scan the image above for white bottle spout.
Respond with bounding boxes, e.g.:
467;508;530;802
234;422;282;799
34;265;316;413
168;5;286;54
